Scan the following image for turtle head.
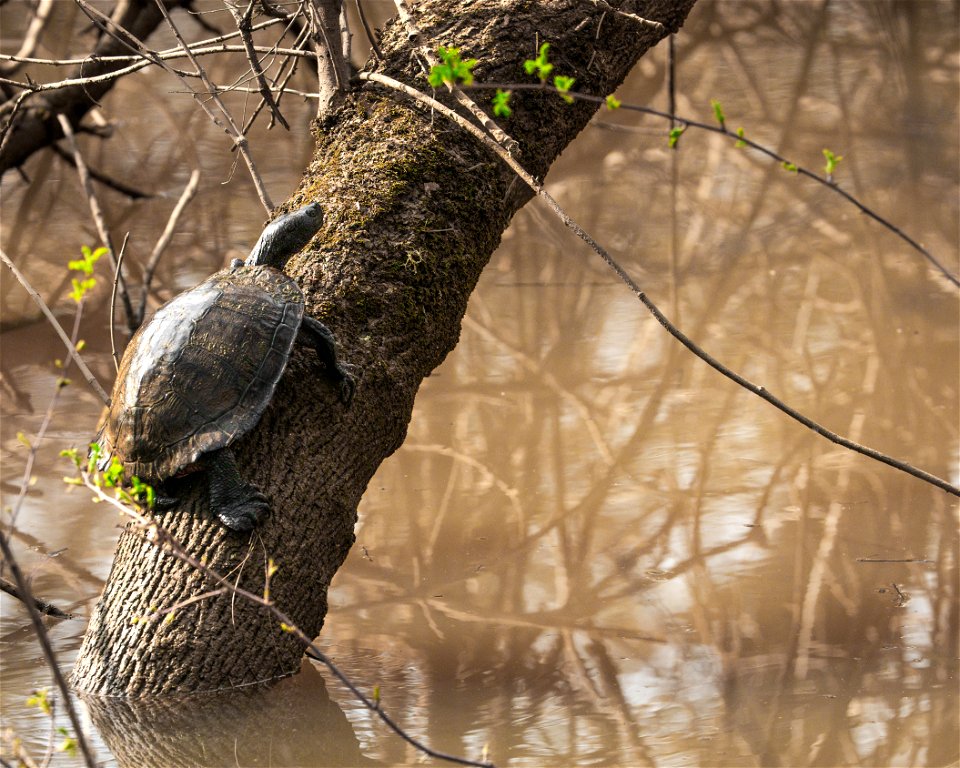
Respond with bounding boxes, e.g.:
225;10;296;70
245;202;324;269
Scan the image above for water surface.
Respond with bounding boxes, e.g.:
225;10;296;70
1;1;957;765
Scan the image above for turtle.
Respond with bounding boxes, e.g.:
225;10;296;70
96;202;354;532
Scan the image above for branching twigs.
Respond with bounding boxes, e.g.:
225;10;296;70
1;305;99;768
0;249;110;405
147;0;275;211
225;0;290;129
71;470;494;768
359;71;960;498
238;21;313;135
469;82;959;288
70;0;274;212
137;168;201;326
0;0;55;76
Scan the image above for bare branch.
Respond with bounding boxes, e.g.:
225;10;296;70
68;0;275;212
354;0;383;61
0;576;73;618
224;0;290;130
359;71;960;498
56;114;137;332
0;42;321;97
0;0;56;77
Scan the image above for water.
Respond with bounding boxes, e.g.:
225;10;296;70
1;1;957;765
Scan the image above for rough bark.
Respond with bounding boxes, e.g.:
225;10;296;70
0;0;185;176
71;0;696;696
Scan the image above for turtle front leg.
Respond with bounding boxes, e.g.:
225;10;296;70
299;315;355;404
205;447;270;532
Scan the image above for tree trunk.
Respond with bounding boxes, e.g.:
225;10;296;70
71;0;696;696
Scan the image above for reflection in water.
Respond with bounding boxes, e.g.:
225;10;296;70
1;1;957;766
82;662;372;767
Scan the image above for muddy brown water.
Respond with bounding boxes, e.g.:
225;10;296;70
1;1;957;766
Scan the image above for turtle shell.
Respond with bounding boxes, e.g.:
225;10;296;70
97;265;304;481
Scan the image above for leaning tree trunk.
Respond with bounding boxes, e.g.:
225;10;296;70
71;0;696;696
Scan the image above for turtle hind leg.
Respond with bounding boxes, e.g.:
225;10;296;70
205;448;270;532
299;315;355;404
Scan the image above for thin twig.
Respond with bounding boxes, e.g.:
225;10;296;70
0;0;55;76
0;576;73;619
50;143;153;199
225;0;290;129
394;0;519;154
56;114;137;331
138;168;201;325
71;0;274;212
0;309;100;768
0;249;110;405
582;0;665;30
359;71;960;497
110;233;130;371
355;0;383;61
73;471;495;768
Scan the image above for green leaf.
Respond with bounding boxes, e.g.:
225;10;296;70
428;46;477;87
86;441;101;474
523;42;553;82
553;75;575;104
130;475;156;508
734;126;746;148
710;99;725;127
782;161;799;173
822;147;843;177
668;125;686;149
57;733;78;757
104;456;125;487
492;89;512;118
27;688;52;716
605;94;621;110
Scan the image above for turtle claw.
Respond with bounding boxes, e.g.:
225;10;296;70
217;486;270;532
339;373;356;405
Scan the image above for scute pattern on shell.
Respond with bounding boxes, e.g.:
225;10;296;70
97;265;304;481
